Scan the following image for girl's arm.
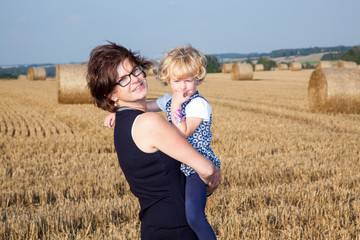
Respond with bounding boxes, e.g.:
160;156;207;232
170;92;202;138
172;114;202;138
146;100;161;112
132;112;221;191
104;100;161;129
104;112;116;129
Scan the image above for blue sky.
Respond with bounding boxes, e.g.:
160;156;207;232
1;0;359;66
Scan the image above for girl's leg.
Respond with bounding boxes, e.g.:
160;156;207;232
185;173;216;240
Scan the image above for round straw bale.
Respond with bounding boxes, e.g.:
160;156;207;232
27;67;46;80
290;62;302;71
17;74;27;81
308;68;360;113
56;63;93;104
316;61;333;69
277;63;289;70
337;61;357;69
254;64;264;72
222;63;233;73
231;63;253;80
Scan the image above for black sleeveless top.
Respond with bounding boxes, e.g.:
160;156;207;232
114;108;198;239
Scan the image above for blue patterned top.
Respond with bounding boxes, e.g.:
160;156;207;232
165;91;221;177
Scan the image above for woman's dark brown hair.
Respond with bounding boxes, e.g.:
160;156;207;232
87;42;153;112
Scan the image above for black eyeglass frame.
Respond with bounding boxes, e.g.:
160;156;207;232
115;65;146;87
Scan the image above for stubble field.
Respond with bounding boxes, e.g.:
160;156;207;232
1;69;359;239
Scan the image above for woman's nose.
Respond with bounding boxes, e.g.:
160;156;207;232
130;74;140;84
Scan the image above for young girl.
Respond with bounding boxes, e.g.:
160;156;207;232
105;46;220;240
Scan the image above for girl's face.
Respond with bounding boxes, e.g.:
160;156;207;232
169;77;198;98
111;58;148;106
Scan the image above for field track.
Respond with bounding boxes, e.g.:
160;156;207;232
1;70;359;239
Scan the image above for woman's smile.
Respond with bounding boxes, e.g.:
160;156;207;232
132;82;144;92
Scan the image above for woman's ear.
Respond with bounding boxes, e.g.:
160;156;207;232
110;90;118;103
111;96;118;103
108;87;119;102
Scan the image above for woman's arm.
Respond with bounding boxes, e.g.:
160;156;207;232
132;112;221;189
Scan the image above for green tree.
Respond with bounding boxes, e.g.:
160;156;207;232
321;52;343;61
303;62;316;69
205;55;221;73
45;66;56;77
0;67;27;79
341;46;360;64
257;57;277;71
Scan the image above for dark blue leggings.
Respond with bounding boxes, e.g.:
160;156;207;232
185;173;217;240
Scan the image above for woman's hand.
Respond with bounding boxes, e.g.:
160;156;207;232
205;167;221;195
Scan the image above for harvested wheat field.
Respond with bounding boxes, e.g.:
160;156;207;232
1;70;360;239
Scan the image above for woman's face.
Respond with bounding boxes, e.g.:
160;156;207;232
111;58;148;106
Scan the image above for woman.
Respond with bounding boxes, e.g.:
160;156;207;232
86;42;221;240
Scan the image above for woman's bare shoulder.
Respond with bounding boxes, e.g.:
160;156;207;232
135;112;169;132
137;112;165;123
132;112;172;152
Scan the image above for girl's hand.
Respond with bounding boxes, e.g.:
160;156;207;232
171;91;190;109
104;112;116;129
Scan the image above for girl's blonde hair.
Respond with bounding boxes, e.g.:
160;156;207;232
156;45;207;86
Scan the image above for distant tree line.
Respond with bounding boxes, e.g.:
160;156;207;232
320;52;344;61
340;46;360;64
0;66;56;79
0;67;27;79
212;52;269;59
212;46;354;60
269;46;353;58
320;46;360;64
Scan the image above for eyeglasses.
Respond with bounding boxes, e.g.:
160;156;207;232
115;65;146;87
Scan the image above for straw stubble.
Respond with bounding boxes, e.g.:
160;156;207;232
2;70;360;239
